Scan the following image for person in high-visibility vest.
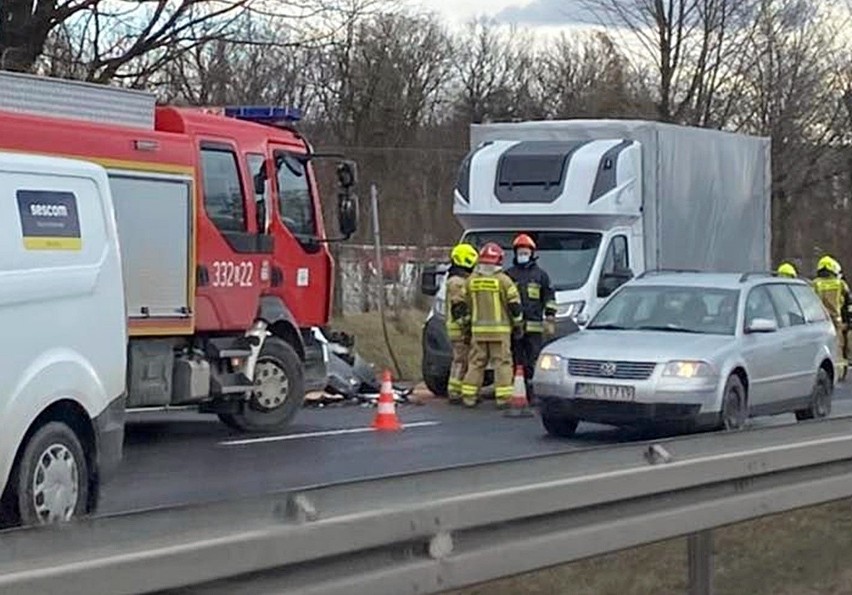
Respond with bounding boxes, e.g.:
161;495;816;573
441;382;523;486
444;243;478;403
460;242;523;408
813;255;850;380
777;262;797;278
505;233;557;404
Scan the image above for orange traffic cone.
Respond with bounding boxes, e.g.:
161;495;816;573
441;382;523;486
372;370;402;431
505;365;534;418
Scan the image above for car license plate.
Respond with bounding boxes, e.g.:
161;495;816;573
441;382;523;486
575;383;635;402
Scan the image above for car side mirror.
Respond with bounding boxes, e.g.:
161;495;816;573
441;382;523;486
421;263;440;296
598;267;634;298
746;317;778;333
576;313;590;326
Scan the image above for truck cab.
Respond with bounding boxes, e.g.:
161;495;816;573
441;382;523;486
421;135;643;395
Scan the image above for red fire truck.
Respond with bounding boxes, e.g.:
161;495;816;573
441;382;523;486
0;71;358;432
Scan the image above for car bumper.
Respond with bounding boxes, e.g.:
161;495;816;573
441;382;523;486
534;374;720;426
93;391;126;482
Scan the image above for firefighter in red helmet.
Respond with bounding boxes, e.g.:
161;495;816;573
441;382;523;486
460;242;524;408
505;233;557;404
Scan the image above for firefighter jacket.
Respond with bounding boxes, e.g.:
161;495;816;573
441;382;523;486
506;261;557;333
465;270;523;341
445;265;472;341
813;275;850;323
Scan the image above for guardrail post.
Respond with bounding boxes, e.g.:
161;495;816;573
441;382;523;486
687;530;714;595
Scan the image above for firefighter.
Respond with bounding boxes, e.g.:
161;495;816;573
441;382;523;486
445;243;479;403
776;262;797;279
505;233;557;404
813;255;850;381
460;242;524;408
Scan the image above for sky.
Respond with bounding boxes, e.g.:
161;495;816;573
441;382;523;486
419;0;599;28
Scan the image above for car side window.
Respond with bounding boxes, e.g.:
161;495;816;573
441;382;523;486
744;286;780;329
200;147;247;233
789;284;829;323
766;284;805;327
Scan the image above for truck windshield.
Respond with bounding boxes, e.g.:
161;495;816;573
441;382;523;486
462;231;602;291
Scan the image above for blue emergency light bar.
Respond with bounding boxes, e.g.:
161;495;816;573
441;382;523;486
223;106;302;124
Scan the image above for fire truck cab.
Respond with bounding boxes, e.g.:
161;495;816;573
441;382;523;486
0;72;358;433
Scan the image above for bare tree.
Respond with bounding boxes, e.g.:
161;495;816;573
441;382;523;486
449;18;541;123
582;0;757;126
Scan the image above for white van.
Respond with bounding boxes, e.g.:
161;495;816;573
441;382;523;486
0;152;127;526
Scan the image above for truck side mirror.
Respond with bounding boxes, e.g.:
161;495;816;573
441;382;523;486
336;161;358;239
421;264;440;296
253;168;268;233
598;267;634;298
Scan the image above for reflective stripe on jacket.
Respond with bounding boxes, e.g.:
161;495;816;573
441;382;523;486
505;262;557;333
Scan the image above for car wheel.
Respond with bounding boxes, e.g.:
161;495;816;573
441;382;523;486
15;422;90;526
541;411;579;438
796;368;832;421
720;375;747;431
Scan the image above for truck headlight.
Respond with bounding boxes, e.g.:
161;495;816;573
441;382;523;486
555;301;585;319
662;361;715;378
538;353;564;371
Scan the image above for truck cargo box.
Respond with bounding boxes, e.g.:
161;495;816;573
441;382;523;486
465;120;771;273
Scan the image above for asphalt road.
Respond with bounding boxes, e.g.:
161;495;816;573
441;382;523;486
98;384;852;515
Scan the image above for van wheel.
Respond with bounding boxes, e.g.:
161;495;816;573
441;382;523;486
218;338;304;433
720;375;747;431
15;422;89;526
796;368;832;421
423;372;448;397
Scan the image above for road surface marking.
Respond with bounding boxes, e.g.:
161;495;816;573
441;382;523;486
219;420;441;446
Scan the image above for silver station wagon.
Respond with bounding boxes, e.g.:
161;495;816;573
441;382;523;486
533;271;838;437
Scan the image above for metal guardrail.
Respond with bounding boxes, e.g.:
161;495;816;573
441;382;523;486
5;417;852;594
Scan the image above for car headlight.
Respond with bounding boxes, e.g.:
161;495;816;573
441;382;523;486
662;361;715;378
538;353;564;371
555;301;585;319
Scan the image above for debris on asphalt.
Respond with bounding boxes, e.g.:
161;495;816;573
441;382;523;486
304;327;415;408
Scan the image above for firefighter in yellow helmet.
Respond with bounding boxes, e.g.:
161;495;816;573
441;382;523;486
813;255;850;380
776;262;797;278
460;242;524;408
444;243;478;403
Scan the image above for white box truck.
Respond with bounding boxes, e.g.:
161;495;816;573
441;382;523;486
0;152;127;527
421;119;771;396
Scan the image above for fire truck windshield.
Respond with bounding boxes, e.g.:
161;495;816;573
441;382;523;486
274;151;316;239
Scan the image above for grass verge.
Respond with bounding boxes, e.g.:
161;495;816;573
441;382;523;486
451;499;852;595
332;309;424;381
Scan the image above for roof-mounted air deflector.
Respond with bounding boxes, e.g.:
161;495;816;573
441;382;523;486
494;141;591;204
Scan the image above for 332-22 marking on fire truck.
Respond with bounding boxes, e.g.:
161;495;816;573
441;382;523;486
211;261;254;287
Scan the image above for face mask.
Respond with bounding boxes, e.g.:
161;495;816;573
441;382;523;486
516;254;531;265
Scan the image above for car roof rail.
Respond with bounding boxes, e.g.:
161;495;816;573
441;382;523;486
739;271;782;283
635;268;702;280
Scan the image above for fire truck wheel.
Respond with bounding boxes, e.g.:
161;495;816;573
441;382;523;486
219;337;305;433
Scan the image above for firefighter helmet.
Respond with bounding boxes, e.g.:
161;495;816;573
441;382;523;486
450;243;478;269
512;233;536;251
776;262;797;278
478;242;504;266
818;255;841;276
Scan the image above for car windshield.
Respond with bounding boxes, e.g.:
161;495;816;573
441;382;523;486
588;285;740;335
462;230;602;291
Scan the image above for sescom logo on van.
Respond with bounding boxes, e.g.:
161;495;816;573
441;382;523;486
16;190;82;251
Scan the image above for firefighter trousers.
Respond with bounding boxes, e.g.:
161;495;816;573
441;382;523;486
447;340;470;400
838;320;848;380
512;332;543;403
461;337;513;407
